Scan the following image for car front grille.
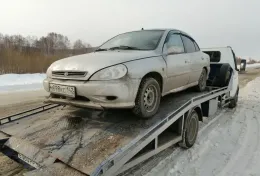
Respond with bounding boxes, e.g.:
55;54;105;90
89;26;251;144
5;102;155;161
52;71;87;78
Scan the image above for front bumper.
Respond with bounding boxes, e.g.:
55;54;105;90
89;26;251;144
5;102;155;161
43;77;141;109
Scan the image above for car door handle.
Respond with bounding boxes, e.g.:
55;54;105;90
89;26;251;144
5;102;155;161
201;57;204;60
185;60;190;63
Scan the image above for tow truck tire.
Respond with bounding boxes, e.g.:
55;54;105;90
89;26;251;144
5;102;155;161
213;64;232;87
133;77;161;118
229;87;239;108
196;68;207;92
179;110;199;148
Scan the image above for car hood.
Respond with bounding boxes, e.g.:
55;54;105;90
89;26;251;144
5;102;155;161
48;50;158;80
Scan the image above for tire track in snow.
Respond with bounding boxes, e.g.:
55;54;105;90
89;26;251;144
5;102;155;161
183;105;247;176
243;111;260;176
217;108;255;176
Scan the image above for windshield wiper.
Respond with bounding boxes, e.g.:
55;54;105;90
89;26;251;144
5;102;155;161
95;48;108;52
108;45;141;50
95;46;141;52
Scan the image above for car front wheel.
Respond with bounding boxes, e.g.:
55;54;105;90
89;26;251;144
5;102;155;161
133;77;161;118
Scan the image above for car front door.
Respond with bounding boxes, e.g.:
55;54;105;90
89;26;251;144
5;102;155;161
181;35;202;84
163;32;190;93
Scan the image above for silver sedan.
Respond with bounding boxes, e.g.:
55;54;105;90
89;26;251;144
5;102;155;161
43;29;210;118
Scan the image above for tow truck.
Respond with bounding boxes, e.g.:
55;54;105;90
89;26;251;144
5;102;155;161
0;46;239;176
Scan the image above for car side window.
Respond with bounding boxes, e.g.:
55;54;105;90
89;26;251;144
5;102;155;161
181;35;196;53
194;41;200;51
165;34;185;54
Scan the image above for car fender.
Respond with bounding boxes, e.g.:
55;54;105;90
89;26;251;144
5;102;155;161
124;56;167;86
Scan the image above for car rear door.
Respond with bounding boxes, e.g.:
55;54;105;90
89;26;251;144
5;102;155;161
181;35;202;84
163;32;190;93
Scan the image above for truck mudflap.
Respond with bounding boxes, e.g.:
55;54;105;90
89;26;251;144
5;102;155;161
0;87;229;176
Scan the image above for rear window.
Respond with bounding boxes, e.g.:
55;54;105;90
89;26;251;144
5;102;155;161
203;51;221;62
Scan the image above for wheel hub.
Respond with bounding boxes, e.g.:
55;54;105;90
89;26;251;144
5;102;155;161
144;85;157;112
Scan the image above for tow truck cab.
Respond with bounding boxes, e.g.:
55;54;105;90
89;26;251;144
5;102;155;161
202;47;239;99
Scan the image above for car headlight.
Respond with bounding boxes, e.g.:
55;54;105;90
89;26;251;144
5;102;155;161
90;64;127;80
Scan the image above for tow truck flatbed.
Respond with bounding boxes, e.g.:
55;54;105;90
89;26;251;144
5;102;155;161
0;86;229;176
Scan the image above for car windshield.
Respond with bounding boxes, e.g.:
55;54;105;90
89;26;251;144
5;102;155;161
98;30;164;51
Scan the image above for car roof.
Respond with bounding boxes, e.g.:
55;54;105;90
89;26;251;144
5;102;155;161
127;28;194;40
201;46;233;51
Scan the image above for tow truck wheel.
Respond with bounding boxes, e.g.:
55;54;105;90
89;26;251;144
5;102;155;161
229;87;239;108
179;110;199;148
133;77;161;118
196;68;207;92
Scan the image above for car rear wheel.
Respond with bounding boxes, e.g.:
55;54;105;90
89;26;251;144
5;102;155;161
133;77;161;118
196;68;207;92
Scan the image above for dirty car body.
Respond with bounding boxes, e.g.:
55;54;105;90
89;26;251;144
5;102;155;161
43;29;210;117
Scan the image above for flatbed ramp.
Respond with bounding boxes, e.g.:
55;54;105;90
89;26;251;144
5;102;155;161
0;87;228;176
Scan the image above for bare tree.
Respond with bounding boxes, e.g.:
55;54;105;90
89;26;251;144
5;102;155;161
0;33;3;44
73;39;86;49
26;36;38;47
85;43;92;48
46;32;70;50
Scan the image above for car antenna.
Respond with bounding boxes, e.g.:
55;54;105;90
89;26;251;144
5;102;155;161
141;28;144;30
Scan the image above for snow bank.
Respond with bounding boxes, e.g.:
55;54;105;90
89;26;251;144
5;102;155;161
0;73;46;92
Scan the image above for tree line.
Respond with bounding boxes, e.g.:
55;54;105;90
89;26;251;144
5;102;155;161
0;32;94;54
0;32;95;74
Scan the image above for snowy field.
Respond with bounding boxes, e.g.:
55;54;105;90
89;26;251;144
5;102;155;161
0;73;46;92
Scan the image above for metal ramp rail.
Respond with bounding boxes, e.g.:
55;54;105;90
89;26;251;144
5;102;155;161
0;104;60;125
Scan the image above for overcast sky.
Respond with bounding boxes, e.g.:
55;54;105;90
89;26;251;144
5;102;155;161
0;0;259;59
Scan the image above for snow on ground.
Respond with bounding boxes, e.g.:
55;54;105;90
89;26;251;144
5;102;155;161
145;77;260;176
0;73;46;92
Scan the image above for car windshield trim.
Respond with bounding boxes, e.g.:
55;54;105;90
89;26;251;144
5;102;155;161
97;30;165;51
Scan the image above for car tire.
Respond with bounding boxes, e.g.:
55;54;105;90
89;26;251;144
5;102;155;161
229;87;239;108
196;68;207;92
133;77;161;118
213;64;232;87
179;110;199;148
